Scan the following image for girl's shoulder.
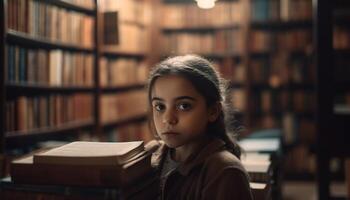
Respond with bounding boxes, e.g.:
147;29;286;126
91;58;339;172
205;148;247;174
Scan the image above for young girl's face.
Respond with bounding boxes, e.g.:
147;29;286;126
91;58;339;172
151;75;217;148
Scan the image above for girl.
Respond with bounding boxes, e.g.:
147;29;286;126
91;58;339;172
147;55;253;200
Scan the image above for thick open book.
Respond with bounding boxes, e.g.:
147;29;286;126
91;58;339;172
33;141;144;166
11;141;157;187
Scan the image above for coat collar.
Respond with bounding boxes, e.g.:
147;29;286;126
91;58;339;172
152;138;226;176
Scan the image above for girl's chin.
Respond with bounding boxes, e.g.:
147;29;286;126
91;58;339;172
161;138;183;148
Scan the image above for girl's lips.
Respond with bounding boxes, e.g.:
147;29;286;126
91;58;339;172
162;131;180;135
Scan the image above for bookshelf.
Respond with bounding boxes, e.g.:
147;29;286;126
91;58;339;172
158;0;316;179
96;0;153;141
0;0;100;177
0;0;156;177
315;0;350;199
245;0;315;179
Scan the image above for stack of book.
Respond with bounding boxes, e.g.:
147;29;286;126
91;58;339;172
10;141;155;191
242;153;272;200
239;131;282;200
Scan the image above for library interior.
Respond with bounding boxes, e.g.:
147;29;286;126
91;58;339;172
0;0;350;199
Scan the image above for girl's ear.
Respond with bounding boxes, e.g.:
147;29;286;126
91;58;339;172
208;102;222;122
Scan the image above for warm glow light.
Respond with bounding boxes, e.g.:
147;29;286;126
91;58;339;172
195;0;217;9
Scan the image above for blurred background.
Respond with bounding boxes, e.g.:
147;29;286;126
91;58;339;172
1;0;349;199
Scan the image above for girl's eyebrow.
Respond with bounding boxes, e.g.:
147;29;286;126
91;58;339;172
151;96;196;102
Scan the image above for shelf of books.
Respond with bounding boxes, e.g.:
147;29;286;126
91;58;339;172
97;0;153;143
246;0;316;179
0;0;98;177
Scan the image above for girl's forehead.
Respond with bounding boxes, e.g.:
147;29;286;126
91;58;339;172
151;75;201;99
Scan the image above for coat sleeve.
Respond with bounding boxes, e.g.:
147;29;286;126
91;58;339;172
202;167;253;200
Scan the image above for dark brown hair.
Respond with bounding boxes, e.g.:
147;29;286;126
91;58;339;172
147;55;242;158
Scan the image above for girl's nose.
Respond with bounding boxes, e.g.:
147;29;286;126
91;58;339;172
162;109;178;125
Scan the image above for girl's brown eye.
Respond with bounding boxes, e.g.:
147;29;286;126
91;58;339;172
154;103;165;112
177;103;192;111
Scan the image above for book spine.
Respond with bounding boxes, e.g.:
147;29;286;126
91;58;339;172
5;94;93;134
6;45;94;87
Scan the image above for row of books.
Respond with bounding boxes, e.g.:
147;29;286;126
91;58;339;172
216;62;246;82
250;57;314;85
249;31;273;52
250;59;288;86
100;0;152;26
100;57;149;87
252;90;289;114
283;113;316;144
333;27;350;50
109;23;149;53
276;30;312;51
231;63;247;83
162;2;242;28
292;91;316;113
249;30;311;52
6;45;94;86
106;121;153;143
7;0;95;47
289;58;315;84
100;90;147;124
284;144;316;174
252;114;281;130
251;0;312;22
230;89;247;112
163;30;244;55
5;94;93;133
251;90;316;114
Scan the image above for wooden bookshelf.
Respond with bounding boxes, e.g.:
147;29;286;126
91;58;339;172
0;0;99;160
0;0;153;178
5;119;94;148
96;0;154;142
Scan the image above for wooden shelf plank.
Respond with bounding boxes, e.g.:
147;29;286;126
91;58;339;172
162;24;241;33
40;0;95;15
6;30;94;52
5;83;94;99
5;120;94;138
5;120;94;149
100;84;146;93
251;20;312;30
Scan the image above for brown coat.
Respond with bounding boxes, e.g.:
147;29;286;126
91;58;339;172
151;139;253;200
